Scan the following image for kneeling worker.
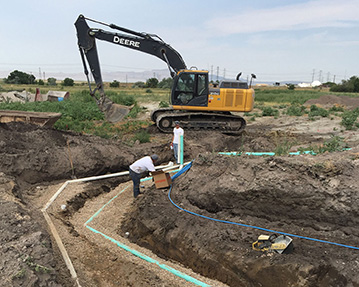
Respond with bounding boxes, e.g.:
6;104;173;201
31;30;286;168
129;154;159;198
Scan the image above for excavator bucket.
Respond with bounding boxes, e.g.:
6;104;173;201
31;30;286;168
104;103;131;123
96;96;132;123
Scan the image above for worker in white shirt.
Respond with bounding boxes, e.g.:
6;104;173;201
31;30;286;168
170;121;184;163
129;154;159;198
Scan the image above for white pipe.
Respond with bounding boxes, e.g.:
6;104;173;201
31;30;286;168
43;181;69;211
41;160;184;286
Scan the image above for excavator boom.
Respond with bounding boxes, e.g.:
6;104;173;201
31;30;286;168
75;14;187;122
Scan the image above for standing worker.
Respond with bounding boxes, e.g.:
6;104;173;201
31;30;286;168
129;154;159;198
170;121;184;163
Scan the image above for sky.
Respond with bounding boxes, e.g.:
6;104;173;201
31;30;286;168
1;0;358;84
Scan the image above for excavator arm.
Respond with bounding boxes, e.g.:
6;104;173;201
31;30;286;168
75;14;187;122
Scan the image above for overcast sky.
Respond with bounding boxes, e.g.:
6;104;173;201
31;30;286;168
1;0;358;83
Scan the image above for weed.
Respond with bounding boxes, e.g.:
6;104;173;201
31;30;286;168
22;255;51;273
133;129;150;143
308;105;329;118
12;269;26;279
285;103;306;116
329;105;345;112
298;135;347;154
274;140;294;155
127;104;142;118
260;106;279;117
159;101;170;108
341;108;359;130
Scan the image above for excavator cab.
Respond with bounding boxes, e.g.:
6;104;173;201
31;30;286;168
172;70;209;107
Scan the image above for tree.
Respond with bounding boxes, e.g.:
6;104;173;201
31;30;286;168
110;80;120;88
132;81;145;88
145;77;159;88
330;76;359;93
47;77;57;86
62;77;74;86
5;70;35;84
286;83;295;90
158;77;173;89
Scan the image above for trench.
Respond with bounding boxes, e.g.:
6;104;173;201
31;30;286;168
119;155;359;287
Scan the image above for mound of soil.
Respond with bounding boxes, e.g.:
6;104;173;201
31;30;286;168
1;110;359;286
304;94;359;109
121;152;359;286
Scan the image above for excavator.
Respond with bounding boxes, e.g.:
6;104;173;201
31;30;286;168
75;15;256;134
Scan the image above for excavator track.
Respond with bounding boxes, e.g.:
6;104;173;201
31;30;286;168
153;109;246;135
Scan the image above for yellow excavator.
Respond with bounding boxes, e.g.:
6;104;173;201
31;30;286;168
75;15;256;134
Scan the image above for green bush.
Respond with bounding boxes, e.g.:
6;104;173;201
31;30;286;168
299;135;347;154
159;101;170;108
145;78;159;88
110;80;120;88
261;106;279;117
285;103;306;116
308;105;329;118
5;70;35;84
106;91;135;106
132;81;145;88
133;129;150;143
62;78;74;86
341;108;359;130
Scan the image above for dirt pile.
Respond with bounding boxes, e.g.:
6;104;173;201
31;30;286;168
1;106;359;287
121;151;359;286
0;173;68;286
304;94;359;109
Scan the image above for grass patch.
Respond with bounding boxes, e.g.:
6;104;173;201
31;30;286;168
298;135;348;154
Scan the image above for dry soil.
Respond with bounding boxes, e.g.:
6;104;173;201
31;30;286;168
1;96;359;287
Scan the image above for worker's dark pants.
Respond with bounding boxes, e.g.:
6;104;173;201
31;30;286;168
129;168;141;198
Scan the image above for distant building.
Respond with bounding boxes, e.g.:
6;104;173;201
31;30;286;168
298;82;311;88
311;81;322;87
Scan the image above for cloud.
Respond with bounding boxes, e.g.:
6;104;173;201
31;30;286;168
206;0;359;35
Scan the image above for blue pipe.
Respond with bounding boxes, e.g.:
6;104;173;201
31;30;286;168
169;163;359;251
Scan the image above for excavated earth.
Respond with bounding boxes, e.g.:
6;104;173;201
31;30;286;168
1;95;359;287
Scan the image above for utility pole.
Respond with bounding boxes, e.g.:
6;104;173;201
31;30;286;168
39;67;41;79
216;66;219;82
318;70;322;82
223;68;226;80
333;75;336;83
210;65;213;82
312;69;315;82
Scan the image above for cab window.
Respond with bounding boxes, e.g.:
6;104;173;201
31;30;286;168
172;72;208;106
